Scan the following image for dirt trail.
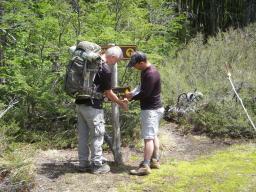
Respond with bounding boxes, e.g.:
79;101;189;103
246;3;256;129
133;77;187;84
32;123;231;192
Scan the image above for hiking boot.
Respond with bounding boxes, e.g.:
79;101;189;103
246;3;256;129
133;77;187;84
77;165;91;172
150;159;160;169
91;163;110;174
102;156;108;164
130;164;151;176
77;161;91;172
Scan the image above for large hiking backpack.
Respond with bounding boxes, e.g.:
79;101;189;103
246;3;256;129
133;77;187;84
64;41;103;99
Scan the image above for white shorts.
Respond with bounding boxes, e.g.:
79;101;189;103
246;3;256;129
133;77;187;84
141;107;164;139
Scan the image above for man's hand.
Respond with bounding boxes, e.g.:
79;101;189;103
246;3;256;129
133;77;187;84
119;98;128;111
104;89;129;111
124;92;133;101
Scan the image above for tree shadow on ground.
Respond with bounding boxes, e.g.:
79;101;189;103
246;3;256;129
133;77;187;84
38;160;78;179
38;160;137;179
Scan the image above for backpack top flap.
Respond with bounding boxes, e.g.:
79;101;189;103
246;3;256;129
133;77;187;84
76;41;101;53
72;41;102;71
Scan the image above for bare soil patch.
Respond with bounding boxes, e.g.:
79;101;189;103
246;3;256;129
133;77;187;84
32;123;236;192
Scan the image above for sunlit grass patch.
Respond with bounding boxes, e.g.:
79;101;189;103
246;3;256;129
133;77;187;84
130;154;140;162
0;143;36;191
119;143;256;192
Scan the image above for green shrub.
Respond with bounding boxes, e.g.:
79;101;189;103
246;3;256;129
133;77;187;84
0;120;36;191
189;101;256;138
104;102;141;146
0;143;36;191
161;23;256;138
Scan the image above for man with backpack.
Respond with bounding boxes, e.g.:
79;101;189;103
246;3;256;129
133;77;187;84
75;45;128;174
125;51;164;176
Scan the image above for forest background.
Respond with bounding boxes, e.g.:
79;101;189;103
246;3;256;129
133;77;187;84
0;0;256;189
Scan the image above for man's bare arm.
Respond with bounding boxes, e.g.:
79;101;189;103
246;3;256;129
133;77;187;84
104;89;128;111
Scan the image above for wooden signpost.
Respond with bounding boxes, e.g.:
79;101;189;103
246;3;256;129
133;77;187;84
102;44;136;164
101;45;137;60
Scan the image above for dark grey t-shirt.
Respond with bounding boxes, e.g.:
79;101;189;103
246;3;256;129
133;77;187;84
75;62;112;109
132;65;162;110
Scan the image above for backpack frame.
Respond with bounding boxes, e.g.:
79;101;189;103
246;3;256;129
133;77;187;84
64;41;103;99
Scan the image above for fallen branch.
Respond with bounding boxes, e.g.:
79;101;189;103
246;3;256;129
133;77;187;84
0;98;19;119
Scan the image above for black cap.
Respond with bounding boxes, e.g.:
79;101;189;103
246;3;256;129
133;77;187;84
127;51;147;68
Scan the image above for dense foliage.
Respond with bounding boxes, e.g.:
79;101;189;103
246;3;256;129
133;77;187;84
0;0;186;148
0;0;256;149
1;1;256;190
161;24;256;138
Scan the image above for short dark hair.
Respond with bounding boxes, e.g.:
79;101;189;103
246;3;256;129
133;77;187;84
127;51;147;68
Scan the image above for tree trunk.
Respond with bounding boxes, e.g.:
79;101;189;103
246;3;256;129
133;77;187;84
0;2;4;67
70;0;81;37
176;0;256;37
0;3;6;84
209;0;217;35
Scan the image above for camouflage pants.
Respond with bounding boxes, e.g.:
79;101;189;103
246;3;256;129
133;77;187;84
76;105;105;167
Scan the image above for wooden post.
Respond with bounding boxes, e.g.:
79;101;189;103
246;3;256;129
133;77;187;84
111;63;123;164
101;43;136;164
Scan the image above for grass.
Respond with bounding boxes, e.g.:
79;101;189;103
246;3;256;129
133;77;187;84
0;142;37;191
118;143;256;192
